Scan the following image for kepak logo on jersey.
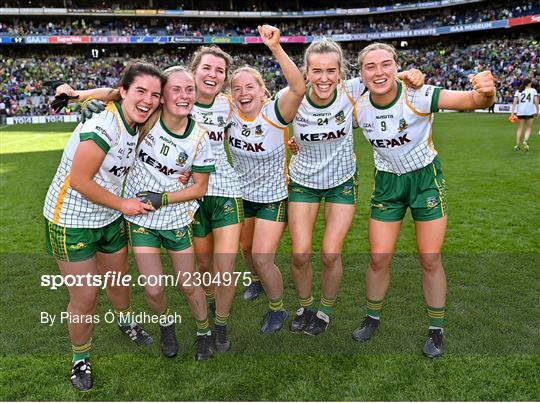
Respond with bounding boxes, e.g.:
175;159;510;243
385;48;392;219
369;133;411;148
208;131;224;141
138;149;178;176
229;137;265;152
108;165;130;177
299;128;346;142
334;111;346;125
176;152;188;166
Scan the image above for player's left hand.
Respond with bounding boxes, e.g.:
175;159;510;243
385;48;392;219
80;98;106;123
288;138;299;155
136;191;169;210
468;71;495;98
397;69;425;89
258;25;281;49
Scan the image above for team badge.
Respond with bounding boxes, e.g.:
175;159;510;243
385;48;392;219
426;196;438;209
398;118;408;132
69;242;86;250
255;125;264;136
265;203;276;211
176;151;188;166
371;203;386;210
241;124;250;137
217;116;226;127
223;200;234;214
335;110;346;125
341;185;353;195
133;226;147;234
175;229;186;239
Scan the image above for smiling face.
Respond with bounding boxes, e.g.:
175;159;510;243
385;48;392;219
193;54;227;103
162;71;196;118
231;70;266;117
306;52;341;104
360;48;399;101
119;74;162;127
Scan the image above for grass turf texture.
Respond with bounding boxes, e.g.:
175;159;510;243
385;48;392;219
1;115;539;400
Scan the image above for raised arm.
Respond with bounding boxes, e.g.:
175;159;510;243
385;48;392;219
55;83;120;103
438;70;496;111
258;24;306;123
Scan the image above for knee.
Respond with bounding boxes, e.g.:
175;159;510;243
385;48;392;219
180;283;197;299
196;255;213;273
369;253;392;272
321;251;341;268
419;253;442;273
291;252;311;269
144;286;165;303
70;287;99;314
251;252;273;271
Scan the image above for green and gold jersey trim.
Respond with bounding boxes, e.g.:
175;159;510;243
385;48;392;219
113;100;137;136
159;116;196;139
306;84;338;109
80;132;110;154
192;164;216;173
370;80;402;110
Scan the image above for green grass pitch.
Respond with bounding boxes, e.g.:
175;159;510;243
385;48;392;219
0;114;539;400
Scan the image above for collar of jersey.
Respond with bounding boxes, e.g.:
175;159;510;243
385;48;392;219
114;101;137;136
306;84;338;109
160;115;195;139
195;97;216;109
369;80;402;110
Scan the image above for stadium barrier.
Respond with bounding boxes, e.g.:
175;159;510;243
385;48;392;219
4;105;515;125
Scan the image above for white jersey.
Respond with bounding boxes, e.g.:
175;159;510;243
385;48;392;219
356;82;441;174
124;117;215;230
514;88;538;116
191;94;243;197
288;78;364;189
228;98;288;203
43;101;138;228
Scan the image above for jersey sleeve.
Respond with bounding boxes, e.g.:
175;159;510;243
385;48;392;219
514;90;520;99
407;85;441;114
192;133;216;173
263;98;289;127
79;113;118;154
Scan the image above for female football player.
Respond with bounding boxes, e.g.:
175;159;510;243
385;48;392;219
350;43;495;358
510;78;538;151
43;61;163;391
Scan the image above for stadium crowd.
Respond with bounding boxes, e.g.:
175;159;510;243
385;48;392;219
1;36;537;118
1;3;537;37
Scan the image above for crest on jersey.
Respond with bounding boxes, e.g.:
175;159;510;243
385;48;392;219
255;125;263;136
335;110;346;125
217;116;226;127
176;151;188;166
398;118;408;132
241;124;250;137
223;200;234;214
426;196;438;209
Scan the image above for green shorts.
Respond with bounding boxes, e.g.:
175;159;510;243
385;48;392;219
288;172;358;205
127;221;193;251
192;196;244;238
370;158;448;222
243;199;288;222
45;216;126;262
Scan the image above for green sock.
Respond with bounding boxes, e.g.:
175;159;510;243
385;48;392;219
197;317;211;335
214;312;229;327
366;298;384;319
318;296;336;316
298;296;316;311
114;306;133;326
72;339;91;362
269;297;284;311
427;306;446;329
205;291;215;304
